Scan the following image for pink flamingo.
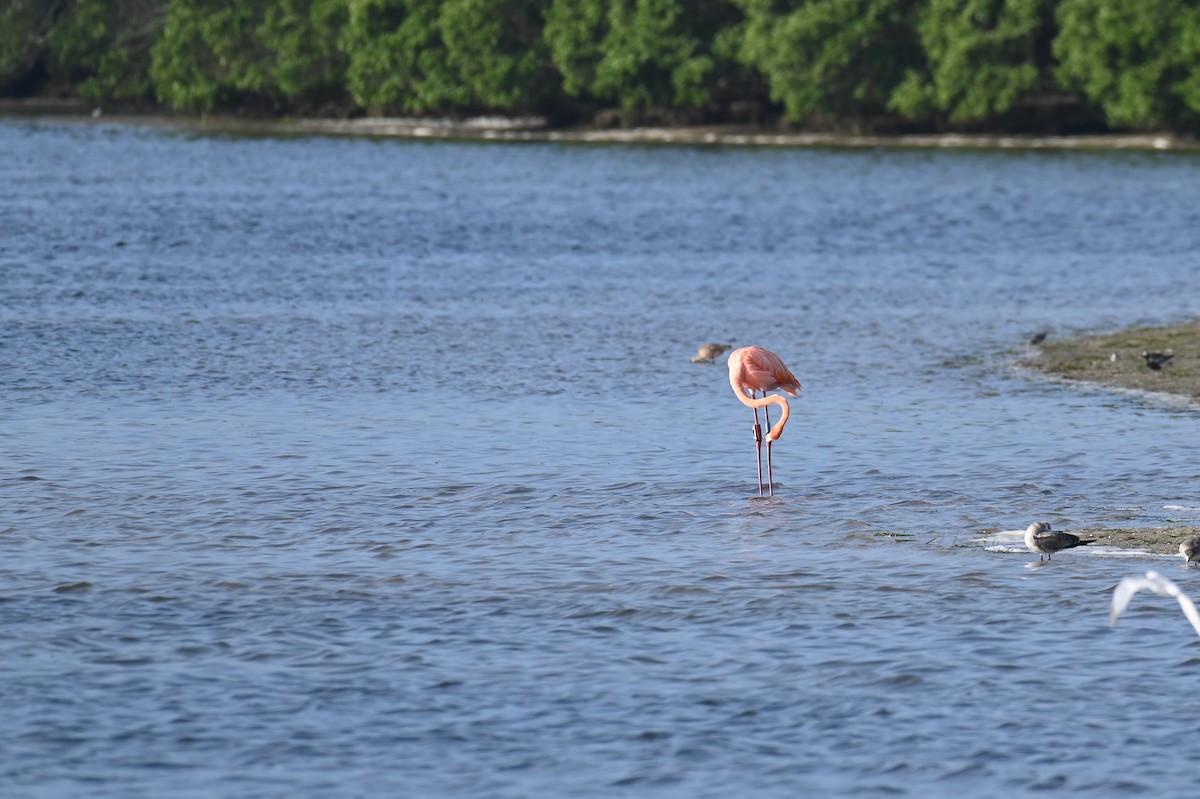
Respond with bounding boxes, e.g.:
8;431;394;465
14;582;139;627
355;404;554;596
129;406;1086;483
727;346;802;496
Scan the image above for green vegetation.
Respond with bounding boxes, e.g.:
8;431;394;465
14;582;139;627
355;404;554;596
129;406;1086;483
735;0;919;126
892;0;1051;124
545;0;750;122
2;0;1199;132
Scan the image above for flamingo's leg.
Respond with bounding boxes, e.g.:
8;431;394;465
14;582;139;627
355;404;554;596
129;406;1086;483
752;391;764;496
763;401;774;497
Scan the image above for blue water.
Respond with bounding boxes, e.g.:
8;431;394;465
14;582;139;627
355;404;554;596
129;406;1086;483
3;119;1200;797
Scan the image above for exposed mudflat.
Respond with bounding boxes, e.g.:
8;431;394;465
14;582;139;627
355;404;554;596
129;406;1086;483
1077;525;1200;555
1022;320;1200;554
1026;320;1200;402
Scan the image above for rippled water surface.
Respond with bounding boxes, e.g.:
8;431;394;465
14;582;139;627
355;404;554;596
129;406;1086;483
4;120;1200;797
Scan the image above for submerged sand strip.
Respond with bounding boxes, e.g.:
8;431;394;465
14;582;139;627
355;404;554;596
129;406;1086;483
1018;320;1200;554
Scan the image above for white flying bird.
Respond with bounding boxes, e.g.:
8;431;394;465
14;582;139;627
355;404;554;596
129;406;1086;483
1110;571;1200;638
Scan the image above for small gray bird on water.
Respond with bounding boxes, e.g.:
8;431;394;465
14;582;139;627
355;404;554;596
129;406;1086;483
1024;521;1096;561
1180;537;1200;567
1142;351;1174;370
691;342;733;364
1030;331;1048;346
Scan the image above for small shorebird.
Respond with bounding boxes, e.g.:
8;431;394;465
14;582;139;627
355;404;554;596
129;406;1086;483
1180;537;1200;567
1029;331;1048;346
1110;571;1200;638
1024;521;1096;561
1142;351;1174;370
691;342;733;364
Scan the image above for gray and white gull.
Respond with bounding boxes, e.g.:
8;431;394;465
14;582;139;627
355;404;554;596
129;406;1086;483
1024;521;1096;562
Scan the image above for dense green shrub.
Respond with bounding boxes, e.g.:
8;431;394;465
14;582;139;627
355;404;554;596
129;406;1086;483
261;0;349;109
150;1;271;110
1054;0;1200;130
0;0;58;92
345;0;560;114
46;0;161;102
342;0;467;112
150;0;347;112
545;0;750;119
440;0;556;111
891;0;1053;123
733;0;920;127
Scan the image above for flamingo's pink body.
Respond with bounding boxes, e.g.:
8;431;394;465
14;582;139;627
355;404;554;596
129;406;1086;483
727;346;802;442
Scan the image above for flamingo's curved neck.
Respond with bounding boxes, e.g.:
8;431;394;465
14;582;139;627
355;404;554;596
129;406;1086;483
733;391;790;442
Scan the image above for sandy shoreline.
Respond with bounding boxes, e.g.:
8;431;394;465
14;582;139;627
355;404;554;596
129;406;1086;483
1;98;1196;151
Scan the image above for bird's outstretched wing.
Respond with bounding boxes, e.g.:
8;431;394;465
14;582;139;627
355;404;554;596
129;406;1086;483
1110;571;1200;638
1175;588;1200;637
1110;575;1151;627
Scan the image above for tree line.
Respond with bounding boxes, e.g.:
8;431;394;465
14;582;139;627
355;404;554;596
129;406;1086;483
2;0;1198;134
